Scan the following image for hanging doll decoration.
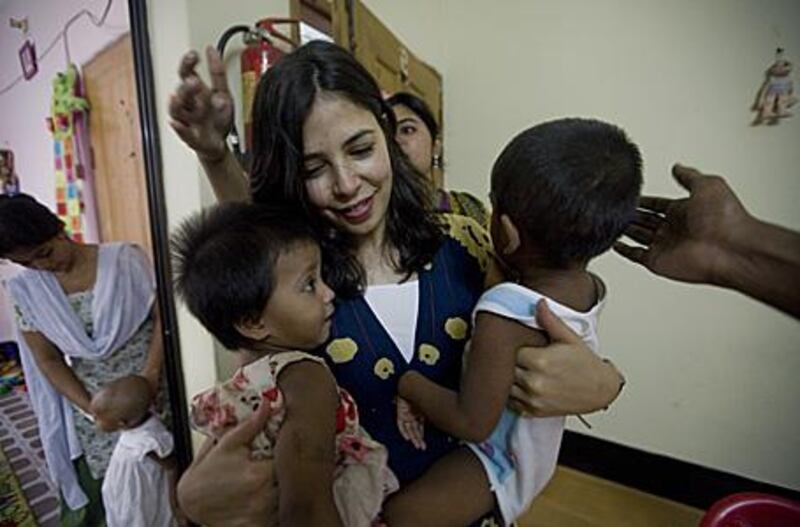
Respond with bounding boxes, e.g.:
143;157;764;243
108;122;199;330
46;65;99;242
0;150;21;196
753;48;797;125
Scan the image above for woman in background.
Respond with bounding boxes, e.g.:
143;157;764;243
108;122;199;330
0;194;165;527
388;92;489;226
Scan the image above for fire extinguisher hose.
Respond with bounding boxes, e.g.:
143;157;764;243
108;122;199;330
216;25;251;56
214;25;251;168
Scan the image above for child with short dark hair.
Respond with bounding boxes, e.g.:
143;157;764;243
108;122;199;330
387;118;642;525
91;375;180;527
171;202;398;527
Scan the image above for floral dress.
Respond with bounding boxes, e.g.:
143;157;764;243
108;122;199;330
190;350;399;527
15;290;158;479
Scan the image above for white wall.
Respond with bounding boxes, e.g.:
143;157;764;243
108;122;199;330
365;0;800;489
0;0;129;342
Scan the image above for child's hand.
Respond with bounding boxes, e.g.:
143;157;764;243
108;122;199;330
396;397;426;450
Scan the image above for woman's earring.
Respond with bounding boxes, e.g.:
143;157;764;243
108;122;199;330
432;154;442;169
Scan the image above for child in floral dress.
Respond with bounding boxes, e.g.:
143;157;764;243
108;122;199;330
172;202;397;527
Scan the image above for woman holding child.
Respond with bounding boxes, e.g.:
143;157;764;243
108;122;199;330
170;41;625;524
0;194;165;526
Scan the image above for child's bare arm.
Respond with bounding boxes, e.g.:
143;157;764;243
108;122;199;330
275;360;343;527
22;331;92;413
399;312;546;442
382;447;494;526
140;303;163;397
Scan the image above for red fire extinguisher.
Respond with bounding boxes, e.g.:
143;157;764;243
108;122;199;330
217;18;300;167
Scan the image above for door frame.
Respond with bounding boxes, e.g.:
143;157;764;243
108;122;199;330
128;0;192;472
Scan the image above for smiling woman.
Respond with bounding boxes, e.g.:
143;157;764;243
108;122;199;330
169;39;622;526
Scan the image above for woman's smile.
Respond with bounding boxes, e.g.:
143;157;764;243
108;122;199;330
336;194;376;224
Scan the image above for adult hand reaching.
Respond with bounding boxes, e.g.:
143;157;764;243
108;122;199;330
177;400;278;527
511;300;624;417
614;164;752;285
168;46;235;164
615;164;800;318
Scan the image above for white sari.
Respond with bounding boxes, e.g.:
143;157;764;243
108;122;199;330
8;243;155;509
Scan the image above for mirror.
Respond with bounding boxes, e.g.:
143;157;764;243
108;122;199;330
0;0;190;524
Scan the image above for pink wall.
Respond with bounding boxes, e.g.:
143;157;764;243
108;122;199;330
0;0;130;342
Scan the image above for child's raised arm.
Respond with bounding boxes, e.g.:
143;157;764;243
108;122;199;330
399;312;547;442
141;303;163;398
275;360;343;527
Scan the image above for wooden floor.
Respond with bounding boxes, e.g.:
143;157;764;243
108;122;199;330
517;467;704;527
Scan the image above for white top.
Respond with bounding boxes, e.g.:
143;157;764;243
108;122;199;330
467;281;605;524
364;280;419;363
0;263;22;341
101;415;176;527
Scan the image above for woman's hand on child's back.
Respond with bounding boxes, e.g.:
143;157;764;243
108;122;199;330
511;301;625;417
177;401;278;527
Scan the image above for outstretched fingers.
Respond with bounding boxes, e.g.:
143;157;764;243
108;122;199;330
632;209;663;230
178;50;200;79
205;46;231;96
624;223;655;246
613;241;648;266
169;92;199;126
671;163;704;191
638;195;674;214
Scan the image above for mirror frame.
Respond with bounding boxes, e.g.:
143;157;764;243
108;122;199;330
128;0;192;472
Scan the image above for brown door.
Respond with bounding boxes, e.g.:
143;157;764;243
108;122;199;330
337;0;442;124
346;0;442;123
291;1;444;127
332;0;444;187
82;34;153;258
292;0;444;187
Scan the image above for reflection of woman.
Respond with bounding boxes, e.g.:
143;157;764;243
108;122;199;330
0;194;164;526
388;92;489;226
169;42;624;524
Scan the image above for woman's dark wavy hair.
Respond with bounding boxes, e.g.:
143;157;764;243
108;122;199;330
0;194;64;257
249;41;442;297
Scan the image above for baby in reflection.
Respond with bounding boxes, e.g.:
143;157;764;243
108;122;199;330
90;374;182;526
171;202;398;527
